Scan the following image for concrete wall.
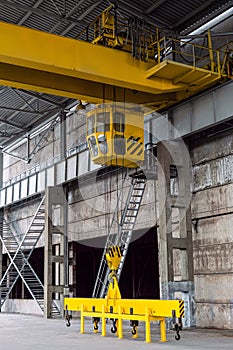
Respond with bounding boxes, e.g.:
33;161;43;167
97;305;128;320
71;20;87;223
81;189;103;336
191;129;233;329
67;176;156;244
2;105;233;329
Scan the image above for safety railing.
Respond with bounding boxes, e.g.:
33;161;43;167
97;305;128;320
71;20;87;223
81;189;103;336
150;36;222;74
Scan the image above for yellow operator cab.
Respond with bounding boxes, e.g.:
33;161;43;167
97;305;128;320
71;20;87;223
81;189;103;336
86;104;144;168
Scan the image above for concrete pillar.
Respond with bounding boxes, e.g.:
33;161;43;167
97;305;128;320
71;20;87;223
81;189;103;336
44;186;67;318
60;111;67;160
157;140;195;327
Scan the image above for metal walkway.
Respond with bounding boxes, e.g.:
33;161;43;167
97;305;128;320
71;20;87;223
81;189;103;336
92;172;146;298
0;196;60;316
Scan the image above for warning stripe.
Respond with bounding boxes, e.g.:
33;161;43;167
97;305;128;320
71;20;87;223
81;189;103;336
130;143;142;155
179;300;185;317
137;149;143;156
127;136;134;143
127;137;141;151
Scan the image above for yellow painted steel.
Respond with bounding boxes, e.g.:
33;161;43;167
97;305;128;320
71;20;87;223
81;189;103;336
0;21;185;106
64;297;184;343
64;296;184;318
0;20;227;111
146;60;221;95
86;105;144;168
64;245;184;343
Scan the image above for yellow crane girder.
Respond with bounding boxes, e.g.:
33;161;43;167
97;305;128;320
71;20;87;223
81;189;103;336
0;21;185;107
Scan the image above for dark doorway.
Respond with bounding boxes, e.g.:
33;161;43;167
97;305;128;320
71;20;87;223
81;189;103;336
74;226;159;299
75;242;103;297
119;227;159;299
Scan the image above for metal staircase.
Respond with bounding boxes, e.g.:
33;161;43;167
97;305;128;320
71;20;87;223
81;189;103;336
92;171;146;298
0;196;60;317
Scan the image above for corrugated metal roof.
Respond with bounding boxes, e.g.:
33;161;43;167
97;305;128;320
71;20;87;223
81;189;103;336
0;0;232;148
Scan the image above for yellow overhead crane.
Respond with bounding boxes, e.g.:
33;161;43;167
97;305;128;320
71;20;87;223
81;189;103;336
0;4;232;111
64;246;184;343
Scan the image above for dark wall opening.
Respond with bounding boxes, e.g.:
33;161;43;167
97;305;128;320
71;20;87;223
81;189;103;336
74;242;103;297
74;226;159;299
10;247;44;299
119;227;159;299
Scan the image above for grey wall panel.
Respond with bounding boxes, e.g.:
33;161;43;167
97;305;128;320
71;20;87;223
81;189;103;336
0;189;6;206
28;174;37;195
78;151;88;176
67;155;77;180
215;83;233;121
13;182;20;201
170;81;233;137
47;166;55;187
56;160;66;185
173;104;192;138
38;170;46;192
192;94;214;131
20;178;28;199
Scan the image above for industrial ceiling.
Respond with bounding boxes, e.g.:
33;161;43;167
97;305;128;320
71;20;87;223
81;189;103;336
0;0;232;149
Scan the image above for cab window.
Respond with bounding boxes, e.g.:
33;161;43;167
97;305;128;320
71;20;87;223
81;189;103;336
113;111;125;133
87;114;95;135
96;112;110;133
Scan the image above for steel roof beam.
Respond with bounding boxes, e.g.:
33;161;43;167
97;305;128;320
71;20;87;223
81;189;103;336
145;0;167;14
0;117;27;130
0;0;89;28
18;90;66;107
17;0;44;26
0;105;44;115
116;1;169;27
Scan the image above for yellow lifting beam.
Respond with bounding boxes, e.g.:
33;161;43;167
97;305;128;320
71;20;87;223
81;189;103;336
64;246;184;343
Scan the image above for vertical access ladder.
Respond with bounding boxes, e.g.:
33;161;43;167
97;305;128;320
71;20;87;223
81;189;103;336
92;172;146;298
0;196;60;316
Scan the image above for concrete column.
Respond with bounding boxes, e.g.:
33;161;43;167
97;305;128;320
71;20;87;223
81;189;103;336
44;186;67;318
60;111;67;160
157;140;195;327
44;188;53;318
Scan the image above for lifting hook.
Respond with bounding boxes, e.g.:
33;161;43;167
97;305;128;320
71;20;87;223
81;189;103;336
130;320;138;336
65;314;72;327
93;317;100;332
111;319;117;333
174;323;181;341
132;324;137;335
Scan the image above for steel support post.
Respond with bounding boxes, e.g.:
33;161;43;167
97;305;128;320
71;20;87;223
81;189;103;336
44;186;67;318
157;140;195;327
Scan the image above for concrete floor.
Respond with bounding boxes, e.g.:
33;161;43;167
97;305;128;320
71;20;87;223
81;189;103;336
1;313;233;350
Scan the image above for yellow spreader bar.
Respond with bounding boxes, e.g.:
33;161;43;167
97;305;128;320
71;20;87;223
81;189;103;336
64;297;183;318
64;297;184;343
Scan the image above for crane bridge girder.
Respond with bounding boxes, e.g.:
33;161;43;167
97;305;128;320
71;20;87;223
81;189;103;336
0;21;222;110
